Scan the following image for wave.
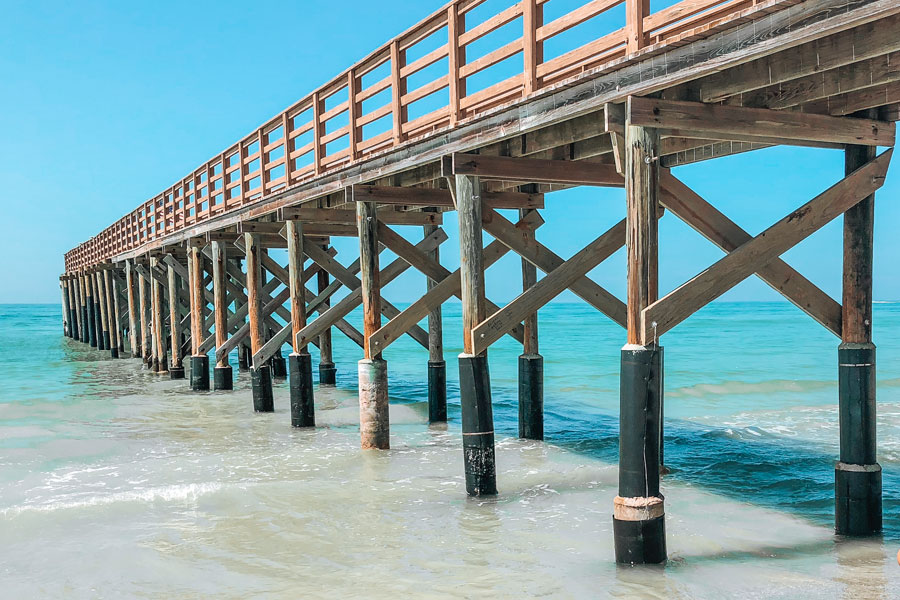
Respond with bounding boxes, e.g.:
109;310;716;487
669;377;900;398
0;481;222;518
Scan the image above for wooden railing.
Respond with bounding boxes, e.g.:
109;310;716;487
65;0;770;271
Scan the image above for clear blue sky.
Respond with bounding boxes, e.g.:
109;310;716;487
1;0;897;307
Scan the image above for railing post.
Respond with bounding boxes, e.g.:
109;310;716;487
390;40;407;144
626;0;648;54
448;3;464;126
523;0;543;96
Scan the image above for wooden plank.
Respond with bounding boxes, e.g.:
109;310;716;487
279;206;442;226
352;185;545;209
625;122;659;345
449;153;624;186
628;96;895;147
483;208;627;327
658;171;842;336
642;149;892;341
472;218;626;354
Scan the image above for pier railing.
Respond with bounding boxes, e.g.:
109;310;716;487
65;0;779;272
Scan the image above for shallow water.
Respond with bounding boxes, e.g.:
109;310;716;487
1;302;899;598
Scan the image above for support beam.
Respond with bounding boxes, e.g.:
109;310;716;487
353;185;545;210
425;217;447;424
615;121;666;566
483;209;627;327
97;271;110;351
447;153;623;186
211;241;233;390
150;257;167;374
658;172;843;337
518;207;542;441
167;260;185;379
317;259;336;385
456;173;497;497
473;220;625;355
357;202;389;449
187;245;210;390
642;150;892;341
836;135;882;536
245;233;274;411
126;260;140;357
627;96;895;147
138;267;150;364
287;220;314;428
280;206;442;226
103;270;118;358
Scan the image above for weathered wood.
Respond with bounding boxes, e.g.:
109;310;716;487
244;233;266;367
150;257;168;372
281;206;442;226
643;149;892;340
358;202;382;360
625;122;659;345
167;260;183;371
317;260;334;373
352;185;545;210
457;174;485;355
125;260;139;356
450;153;624;187
295;230;446;349
474;219;626;355
138;266;150;361
286;220;307;353
520;208;539;355
189;246;205;356
211;242;229;367
628;96;895;147
425;219;444;363
483;208;627;328
843;137;876;344
658;171;843;336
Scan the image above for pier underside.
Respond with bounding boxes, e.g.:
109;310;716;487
61;0;897;565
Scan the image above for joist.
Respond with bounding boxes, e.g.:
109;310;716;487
353;185;545;210
295;230;446;349
482;209;627;327
278;206;442;226
238;221;360;238
471;219;625;355
446;153;624;187
627;96;895;147
642;149;892;341
658;171;843;336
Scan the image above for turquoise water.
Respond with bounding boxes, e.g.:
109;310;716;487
2;302;899;598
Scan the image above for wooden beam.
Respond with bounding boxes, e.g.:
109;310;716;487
353;185;545;209
279;206;442;226
843;137;877;344
448;153;624;187
482;208;627;328
358;201;382;360
658;171;842;337
211;241;230;368
627;96;895;147
472;219;625;355
625;122;659;345
286;220;307;353
167;260;184;371
642;149;892;341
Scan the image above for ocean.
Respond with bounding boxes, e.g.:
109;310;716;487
1;301;898;598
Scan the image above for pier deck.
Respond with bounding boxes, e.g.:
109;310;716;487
60;0;897;564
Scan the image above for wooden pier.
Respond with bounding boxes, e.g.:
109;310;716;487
60;0;897;564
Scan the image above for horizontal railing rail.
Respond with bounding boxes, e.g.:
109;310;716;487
65;0;778;272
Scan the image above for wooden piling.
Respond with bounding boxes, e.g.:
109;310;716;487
60;278;72;338
138;267;151;366
189;244;210;390
103;270;118;358
518;207;544;440
836;129;881;536
79;273;92;345
96;271;110;351
211;241;233;390
456;173;497;496
357;201;389;449
167;259;185;378
245;232;274;411
150;257;168;374
287;220;315;427
125;260;140;357
424;217;447;424
614;120;666;565
111;270;124;354
317;257;337;385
